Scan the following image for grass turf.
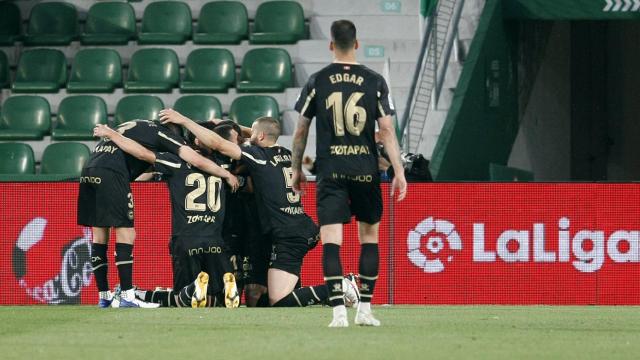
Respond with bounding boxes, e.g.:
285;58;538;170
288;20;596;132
0;306;639;359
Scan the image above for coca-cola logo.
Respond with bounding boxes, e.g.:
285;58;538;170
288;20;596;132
12;218;93;304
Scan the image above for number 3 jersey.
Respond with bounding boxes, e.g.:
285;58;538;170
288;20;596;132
241;145;318;239
294;63;395;177
154;152;226;242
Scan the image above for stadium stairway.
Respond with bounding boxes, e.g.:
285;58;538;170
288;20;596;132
0;0;421;168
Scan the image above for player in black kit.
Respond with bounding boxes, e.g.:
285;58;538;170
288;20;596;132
79;120;237;308
93;124;240;308
290;20;407;327
160;110;353;307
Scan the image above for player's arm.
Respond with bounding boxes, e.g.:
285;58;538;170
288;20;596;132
93;124;156;163
160;109;243;160
177;146;240;192
291;115;311;192
378;116;407;201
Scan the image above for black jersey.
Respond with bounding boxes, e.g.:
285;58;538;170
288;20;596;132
294;63;395;177
85;120;186;181
154;152;226;241
240;144;317;239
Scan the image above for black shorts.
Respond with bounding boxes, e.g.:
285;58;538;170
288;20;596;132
316;174;383;226
269;234;319;278
77;167;134;228
243;235;270;286
170;236;232;295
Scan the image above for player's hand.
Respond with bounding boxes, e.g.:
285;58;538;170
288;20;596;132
159;108;189;125
93;124;114;138
391;173;407;201
225;174;240;193
292;169;307;194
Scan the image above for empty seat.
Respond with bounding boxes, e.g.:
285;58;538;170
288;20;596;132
125;49;179;93
194;1;248;44
0;51;8;88
250;1;305;44
0;143;35;175
138;1;192;44
24;2;78;46
12;49;67;93
115;95;164;125
67;49;122;93
180;49;235;93
81;2;136;45
0;96;51;140
229;95;279;127
41;142;90;176
0;2;22;45
174;96;222;122
236;48;292;93
52;96;107;140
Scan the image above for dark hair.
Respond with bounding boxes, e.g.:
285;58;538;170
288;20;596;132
213;124;235;141
254;116;281;141
186;121;217;146
331;20;357;51
215;120;241;138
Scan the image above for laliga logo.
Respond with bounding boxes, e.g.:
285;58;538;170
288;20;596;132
407;217;462;273
12;217;93;304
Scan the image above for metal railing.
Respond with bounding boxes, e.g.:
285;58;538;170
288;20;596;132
400;0;466;153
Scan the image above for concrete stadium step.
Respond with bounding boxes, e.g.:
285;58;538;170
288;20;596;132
311;16;421;40
311;0;420;16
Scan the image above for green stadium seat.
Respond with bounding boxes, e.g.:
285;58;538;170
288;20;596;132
180;49;235;93
41;142;90;176
67;49;122;93
229;95;279;127
0;96;51;140
0;143;35;175
236;48;292;93
0;2;22;45
12;49;67;93
125;49;179;93
115;95;164;125
193;1;248;45
250;1;305;44
24;2;78;46
81;2;136;45
174;96;222;122
52;96;107;140
138;1;192;44
0;51;9;88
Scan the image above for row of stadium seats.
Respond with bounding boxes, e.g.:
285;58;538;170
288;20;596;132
1;47;293;93
0;142;88;175
0;1;306;45
0;94;280;140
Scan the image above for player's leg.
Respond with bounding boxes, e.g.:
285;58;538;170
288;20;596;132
91;227;112;307
135;287;179;307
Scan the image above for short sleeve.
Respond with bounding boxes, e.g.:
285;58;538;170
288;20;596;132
240;145;268;170
294;74;317;119
154;152;184;176
376;76;396;118
156;128;186;155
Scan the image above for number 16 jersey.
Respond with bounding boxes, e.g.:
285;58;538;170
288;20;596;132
294;63;395;177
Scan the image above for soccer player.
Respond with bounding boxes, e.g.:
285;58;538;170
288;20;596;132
78;119;237;308
290;20;408;327
93;123;240;308
160;110;347;307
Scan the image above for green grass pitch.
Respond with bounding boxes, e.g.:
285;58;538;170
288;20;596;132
1;306;639;359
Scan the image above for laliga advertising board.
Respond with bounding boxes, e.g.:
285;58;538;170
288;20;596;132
1;182;640;305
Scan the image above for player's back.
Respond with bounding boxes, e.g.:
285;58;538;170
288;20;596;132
86;120;185;181
299;63;393;177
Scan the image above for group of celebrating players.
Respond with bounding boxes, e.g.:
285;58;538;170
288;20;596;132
77;20;407;327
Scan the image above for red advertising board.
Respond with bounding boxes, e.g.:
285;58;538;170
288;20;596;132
2;182;640;305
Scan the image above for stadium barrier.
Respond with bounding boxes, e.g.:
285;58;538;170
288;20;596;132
2;182;640;305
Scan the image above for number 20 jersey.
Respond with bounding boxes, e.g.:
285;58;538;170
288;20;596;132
294;63;395;177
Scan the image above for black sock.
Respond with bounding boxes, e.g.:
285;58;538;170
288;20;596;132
91;243;109;292
358;243;379;303
272;285;329;307
323;243;344;307
256;293;270;307
177;282;196;307
149;289;178;307
115;243;134;291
